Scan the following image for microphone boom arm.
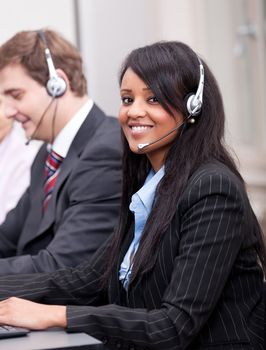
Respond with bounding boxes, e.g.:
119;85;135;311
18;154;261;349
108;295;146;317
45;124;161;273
137;120;186;150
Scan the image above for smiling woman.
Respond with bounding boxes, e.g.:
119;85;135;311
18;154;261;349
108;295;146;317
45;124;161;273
119;67;184;171
0;40;265;350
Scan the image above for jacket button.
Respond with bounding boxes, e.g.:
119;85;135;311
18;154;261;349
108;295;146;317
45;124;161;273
129;345;135;350
115;341;122;348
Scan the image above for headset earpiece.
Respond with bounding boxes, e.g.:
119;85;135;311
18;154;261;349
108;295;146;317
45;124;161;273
38;30;67;98
186;94;202;117
46;75;66;98
186;56;204;117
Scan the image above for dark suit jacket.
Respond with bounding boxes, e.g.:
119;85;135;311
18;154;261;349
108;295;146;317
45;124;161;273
0;104;122;275
0;161;264;349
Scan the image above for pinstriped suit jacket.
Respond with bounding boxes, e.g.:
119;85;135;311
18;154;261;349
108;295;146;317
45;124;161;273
0;160;264;349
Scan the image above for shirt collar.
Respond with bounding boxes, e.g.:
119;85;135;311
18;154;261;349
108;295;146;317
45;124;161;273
134;166;165;214
49;98;93;157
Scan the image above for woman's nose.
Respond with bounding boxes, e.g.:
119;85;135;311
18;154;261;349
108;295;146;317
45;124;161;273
126;102;147;119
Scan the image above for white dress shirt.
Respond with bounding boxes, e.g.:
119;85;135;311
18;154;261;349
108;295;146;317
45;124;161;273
119;166;165;289
0;123;41;224
51;98;93;157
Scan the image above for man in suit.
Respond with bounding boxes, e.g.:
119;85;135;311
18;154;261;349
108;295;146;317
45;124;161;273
0;29;122;275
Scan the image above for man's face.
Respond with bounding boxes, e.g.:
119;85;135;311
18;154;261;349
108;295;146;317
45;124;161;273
0;63;55;142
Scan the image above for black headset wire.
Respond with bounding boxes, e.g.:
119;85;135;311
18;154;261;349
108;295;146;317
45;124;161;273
51;98;59;145
26;97;56;145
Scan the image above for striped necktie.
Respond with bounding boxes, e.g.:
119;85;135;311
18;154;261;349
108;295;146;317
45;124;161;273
43;149;64;211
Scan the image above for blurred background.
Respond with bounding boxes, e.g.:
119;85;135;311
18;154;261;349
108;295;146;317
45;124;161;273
0;0;265;233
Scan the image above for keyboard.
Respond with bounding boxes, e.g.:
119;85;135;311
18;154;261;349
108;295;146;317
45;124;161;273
0;325;30;339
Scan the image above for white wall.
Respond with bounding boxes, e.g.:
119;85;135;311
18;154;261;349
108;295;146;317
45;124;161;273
76;0;245;122
0;0;76;45
77;0;162;116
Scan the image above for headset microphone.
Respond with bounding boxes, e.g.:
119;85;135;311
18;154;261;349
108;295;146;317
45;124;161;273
25;138;31;146
137;120;187;150
25;97;56;145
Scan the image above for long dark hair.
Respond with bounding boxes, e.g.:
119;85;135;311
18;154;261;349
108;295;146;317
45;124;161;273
102;41;266;286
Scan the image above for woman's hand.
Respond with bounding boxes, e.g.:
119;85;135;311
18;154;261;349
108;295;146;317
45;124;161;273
0;297;67;330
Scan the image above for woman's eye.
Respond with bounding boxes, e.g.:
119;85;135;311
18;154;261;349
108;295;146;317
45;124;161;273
121;96;133;105
148;96;158;103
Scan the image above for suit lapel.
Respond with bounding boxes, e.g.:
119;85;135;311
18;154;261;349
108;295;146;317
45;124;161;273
22;104;107;245
38;148;78;231
29;145;48;228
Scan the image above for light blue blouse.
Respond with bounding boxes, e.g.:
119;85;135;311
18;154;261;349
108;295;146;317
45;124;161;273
119;166;165;290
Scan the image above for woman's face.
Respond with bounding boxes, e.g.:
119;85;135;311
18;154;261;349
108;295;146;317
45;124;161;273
119;68;183;171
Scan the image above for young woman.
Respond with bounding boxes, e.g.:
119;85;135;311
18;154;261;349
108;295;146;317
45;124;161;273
0;41;265;350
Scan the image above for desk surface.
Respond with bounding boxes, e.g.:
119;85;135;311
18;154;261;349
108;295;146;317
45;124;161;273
0;328;104;350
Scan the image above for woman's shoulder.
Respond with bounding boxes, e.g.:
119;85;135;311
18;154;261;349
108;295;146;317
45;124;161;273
180;159;247;205
188;159;243;188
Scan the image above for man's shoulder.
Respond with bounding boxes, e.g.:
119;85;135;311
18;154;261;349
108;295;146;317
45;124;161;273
72;107;121;159
97;115;120;134
84;115;121;155
82;106;121;148
83;103;120;137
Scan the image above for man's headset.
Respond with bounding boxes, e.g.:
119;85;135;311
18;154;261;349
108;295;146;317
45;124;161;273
38;30;67;98
25;31;67;145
